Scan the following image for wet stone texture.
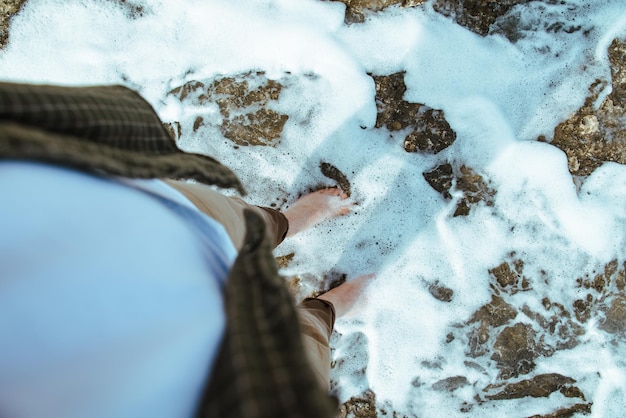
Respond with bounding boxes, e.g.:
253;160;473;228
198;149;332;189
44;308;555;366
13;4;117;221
320;162;352;197
432;0;533;37
0;0;27;49
484;373;584;402
549;38;626;177
373;72;457;155
336;390;377;418
330;0;425;24
574;260;626;337
167;72;289;147
422;162;496;216
453;257;626;413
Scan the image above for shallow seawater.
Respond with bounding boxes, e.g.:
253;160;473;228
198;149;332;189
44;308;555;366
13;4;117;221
1;0;626;416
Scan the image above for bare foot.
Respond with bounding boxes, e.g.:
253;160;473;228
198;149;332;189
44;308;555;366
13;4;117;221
318;274;375;317
283;188;352;237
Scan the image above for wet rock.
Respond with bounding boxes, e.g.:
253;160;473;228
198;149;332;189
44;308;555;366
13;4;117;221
432;376;469;392
598;295;626;335
320;162;351;196
163;121;181;140
489;259;530;294
403;107;457;154
560;385;586;400
433;0;532;36
275;252;295;269
168;72;289;147
572;298;592;323
0;0;27;49
466;295;517;358
577;259;619;293
522;301;583;351
373;72;456;154
527;403;592;418
469;295;517;328
485;373;576;400
429;281;454;302
617;261;626;291
491;323;538;378
116;0;148;19
423;163;454;199
550;38;626;177
432;0;532;37
222;108;288;146
453;165;497;215
331;0;425;24
423;163;496;216
336;390;377;418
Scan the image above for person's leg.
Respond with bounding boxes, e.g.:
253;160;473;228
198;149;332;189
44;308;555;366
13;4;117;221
297;273;374;391
164;179;288;249
297;299;336;390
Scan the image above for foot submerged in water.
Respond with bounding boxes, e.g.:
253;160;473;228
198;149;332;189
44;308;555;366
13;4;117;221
283;187;353;237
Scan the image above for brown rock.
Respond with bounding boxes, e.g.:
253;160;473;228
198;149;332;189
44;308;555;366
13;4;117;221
275;253;295;269
163;122;181;140
432;376;469;392
550;38;626;177
598;295;626;335
489;260;531;294
485;373;576;400
336;390;377;418
617;261;626;291
469;295;517;328
573;299;591;323
560;385;586;400
332;0;425;24
0;0;27;49
429;281;454;302
423;163;495;216
423;163;454;199
491;323;538;378
403;107;456;154
432;0;533;37
527;403;592;418
373;72;456;154
320;162;351;197
168;72;290;147
222;108;288;146
466;295;517;358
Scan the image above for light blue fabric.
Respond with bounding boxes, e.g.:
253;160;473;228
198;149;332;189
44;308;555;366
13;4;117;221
0;162;237;418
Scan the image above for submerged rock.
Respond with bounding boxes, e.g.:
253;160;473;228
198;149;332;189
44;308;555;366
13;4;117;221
598;295;626;335
0;0;27;49
527;403;592;418
336;390;377;418
423;163;496;216
484;373;577;400
374;72;456;154
331;0;425;24
432;0;533;37
320;162;352;197
489;259;530;294
550;38;626;176
466;295;517;358
432;375;470;392
168;72;290;147
428;281;454;302
492;323;539;378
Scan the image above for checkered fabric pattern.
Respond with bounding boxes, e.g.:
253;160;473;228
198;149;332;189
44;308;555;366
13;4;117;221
199;210;338;418
0;82;244;193
0;82;337;418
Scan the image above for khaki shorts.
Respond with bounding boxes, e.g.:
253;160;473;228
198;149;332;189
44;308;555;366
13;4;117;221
165;179;336;390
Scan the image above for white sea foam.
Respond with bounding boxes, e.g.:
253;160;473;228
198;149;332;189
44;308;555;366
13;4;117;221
1;0;626;416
